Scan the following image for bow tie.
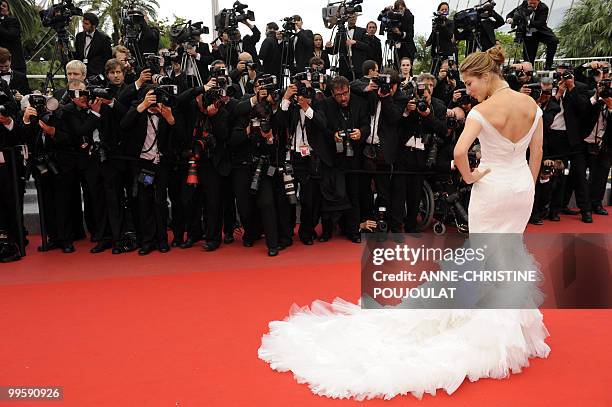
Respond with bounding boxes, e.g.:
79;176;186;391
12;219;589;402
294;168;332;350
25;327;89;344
86;33;93;38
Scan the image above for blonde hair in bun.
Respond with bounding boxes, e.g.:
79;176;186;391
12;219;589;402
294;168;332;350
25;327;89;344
459;45;505;78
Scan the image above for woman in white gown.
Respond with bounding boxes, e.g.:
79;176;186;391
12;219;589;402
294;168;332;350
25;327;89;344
258;47;551;400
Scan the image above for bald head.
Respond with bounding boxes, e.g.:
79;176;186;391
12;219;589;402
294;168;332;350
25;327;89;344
238;52;253;63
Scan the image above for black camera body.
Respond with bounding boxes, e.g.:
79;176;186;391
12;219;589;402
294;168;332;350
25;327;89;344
87;87;114;101
143;53;162;75
371;74;392;95
250;101;273;133
152;85;178;106
415;87;429;113
599;79;612;99
454;0;496;34
39;0;82;33
525;83;542;100
170;21;210;45
33;153;60;177
378;9;403;37
215;1;255;43
0;88;18;118
553;71;574;82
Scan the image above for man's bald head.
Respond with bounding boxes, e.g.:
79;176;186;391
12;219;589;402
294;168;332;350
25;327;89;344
238;52;253;62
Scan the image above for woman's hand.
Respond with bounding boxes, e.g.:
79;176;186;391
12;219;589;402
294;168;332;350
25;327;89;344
463;167;491;184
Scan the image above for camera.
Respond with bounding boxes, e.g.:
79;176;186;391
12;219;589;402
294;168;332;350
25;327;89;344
170;21;210;45
322;0;363;30
371;74;392;95
509;3;534;43
121;2;145;40
161;50;181;68
250;156;266;194
39;0;82;33
292;70;319;100
0;87;18;118
280;163;298;204
215;1;255;43
378;8;403;37
33;153;60;177
152;85;178;106
455;89;472;105
22;94;60;126
425;134;439;168
524;83;542;100
91;141;109;163
250;101;273;133
137;168;156;186
552;71;573;82
454;0;496;35
599;79;612;99
415;86;429;112
447;116;458;129
87;87;114;101
143;53;162;75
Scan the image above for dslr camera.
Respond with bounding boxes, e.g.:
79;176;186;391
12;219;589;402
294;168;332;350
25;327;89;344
371;74;392;95
152;85;178;106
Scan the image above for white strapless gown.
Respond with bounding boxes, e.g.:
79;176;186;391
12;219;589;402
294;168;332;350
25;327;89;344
258;107;551;400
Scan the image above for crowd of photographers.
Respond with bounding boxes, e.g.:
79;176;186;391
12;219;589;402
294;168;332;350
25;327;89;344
0;0;610;262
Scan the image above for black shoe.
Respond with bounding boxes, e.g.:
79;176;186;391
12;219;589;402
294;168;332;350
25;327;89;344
0;241;22;263
581;212;593;223
349;234;361;244
549;213;561;222
301;238;313;246
593;206;609;216
158;242;170;253
138;245;154;256
112;246;123;255
529;217;544;226
171;239;184;248
224;235;235;244
62;244;76;254
562;207;580;215
268;248;279;257
180;238;197;249
318;234;331;242
242;239;254;247
278;240;293;250
90;241;112;253
203;242;220;252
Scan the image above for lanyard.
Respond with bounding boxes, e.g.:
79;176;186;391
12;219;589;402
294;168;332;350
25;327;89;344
142;114;159;154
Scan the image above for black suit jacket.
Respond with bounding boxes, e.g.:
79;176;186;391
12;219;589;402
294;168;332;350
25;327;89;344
2;70;30;96
396;10;417;60
318;94;371;167
74;30;113;76
540;98;561;156
507;1;556;37
242;26;261;62
119;107;180;159
0;16;26;73
138;24;160;55
328;26;369;79
259;33;283;76
480;11;505;50
364;34;382;69
291;29;314;72
559;81;592;146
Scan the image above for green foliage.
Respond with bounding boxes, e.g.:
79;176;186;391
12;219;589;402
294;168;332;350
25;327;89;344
557;0;612;58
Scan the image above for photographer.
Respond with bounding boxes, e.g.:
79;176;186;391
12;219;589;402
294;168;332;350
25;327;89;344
530;77;561;224
120;84;180;255
74;12;112;77
243;75;294;255
379;0;417;64
0;0;26;74
34;79;100;253
290;15;315;73
175;81;231;251
433;58;462;106
214;18;260;69
364;21;383;69
504;61;535;93
547;64;593;223
575;60;611;90
399;73;447;233
174;30;215;87
426;2;455;73
506;0;558;70
84;60;133;254
278;76;329;245
259;22;283;77
0;83;24;262
352;68;406;232
229;52;259;98
584;79;612;216
136;11;160;56
326;12;369;81
318;76;370;243
0;47;30;101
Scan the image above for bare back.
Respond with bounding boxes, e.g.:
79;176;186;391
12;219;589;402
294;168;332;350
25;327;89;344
474;90;539;144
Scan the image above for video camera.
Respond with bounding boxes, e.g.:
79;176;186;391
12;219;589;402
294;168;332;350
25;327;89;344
322;0;363;29
170;21;210;45
39;0;82;33
454;0;496;35
371;74;392;95
378;7;403;37
121;2;145;40
215;1;255;43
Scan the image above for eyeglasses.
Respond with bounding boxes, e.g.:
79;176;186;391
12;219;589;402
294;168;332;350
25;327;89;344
333;90;349;98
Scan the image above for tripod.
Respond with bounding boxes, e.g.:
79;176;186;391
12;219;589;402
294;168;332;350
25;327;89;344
329;21;355;81
181;43;204;88
279;30;295;89
382;37;400;70
124;32;144;69
27;27;74;93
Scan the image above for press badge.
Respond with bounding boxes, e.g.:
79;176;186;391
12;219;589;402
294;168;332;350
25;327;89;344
300;145;310;157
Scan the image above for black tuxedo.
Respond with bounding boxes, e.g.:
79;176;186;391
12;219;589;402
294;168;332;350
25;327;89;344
0;16;26;73
364;34;382;70
327;26;369;81
393;10;417;63
74;30;113;77
138;24;160;55
291;29;314;72
0;70;30;96
479;11;505;51
259;32;283;76
560;81;592;147
119;107;179;158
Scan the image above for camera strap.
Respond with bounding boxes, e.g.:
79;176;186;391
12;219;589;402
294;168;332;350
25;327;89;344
141;114;159;155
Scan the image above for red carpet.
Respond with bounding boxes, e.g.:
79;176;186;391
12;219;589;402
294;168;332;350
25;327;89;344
1;209;611;406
